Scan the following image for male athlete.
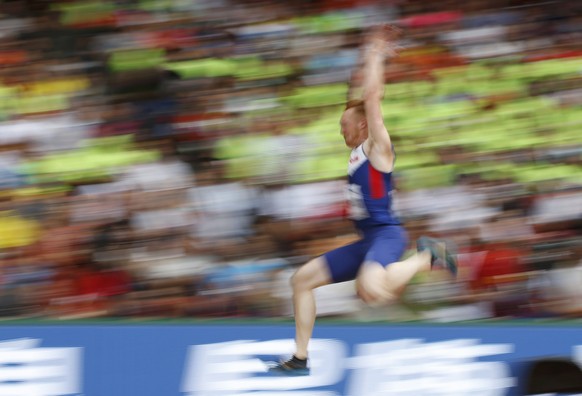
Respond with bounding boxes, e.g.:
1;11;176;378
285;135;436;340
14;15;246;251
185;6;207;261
270;25;457;375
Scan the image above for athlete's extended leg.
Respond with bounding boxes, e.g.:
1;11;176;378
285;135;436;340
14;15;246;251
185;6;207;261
291;257;332;359
271;239;368;374
269;256;332;374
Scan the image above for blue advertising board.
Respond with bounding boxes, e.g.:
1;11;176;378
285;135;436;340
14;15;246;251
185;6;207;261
0;322;580;395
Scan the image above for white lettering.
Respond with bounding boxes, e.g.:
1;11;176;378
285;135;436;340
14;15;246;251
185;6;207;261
346;339;514;396
181;338;523;396
0;338;82;396
181;339;345;395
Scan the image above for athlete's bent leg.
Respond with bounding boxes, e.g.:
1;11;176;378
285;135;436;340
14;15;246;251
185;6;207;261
290;257;333;359
356;251;431;305
356;235;458;305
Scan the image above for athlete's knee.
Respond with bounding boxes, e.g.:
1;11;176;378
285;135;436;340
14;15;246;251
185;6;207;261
290;271;315;293
290;270;304;290
290;258;330;292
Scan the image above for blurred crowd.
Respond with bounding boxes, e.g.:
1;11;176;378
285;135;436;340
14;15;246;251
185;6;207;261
0;0;580;321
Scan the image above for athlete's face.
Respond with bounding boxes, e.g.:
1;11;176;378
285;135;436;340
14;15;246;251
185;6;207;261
340;108;367;148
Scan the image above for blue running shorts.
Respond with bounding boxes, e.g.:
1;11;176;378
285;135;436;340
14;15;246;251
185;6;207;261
323;225;408;283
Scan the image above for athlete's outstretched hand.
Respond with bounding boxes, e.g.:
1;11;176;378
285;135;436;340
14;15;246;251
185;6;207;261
366;24;402;60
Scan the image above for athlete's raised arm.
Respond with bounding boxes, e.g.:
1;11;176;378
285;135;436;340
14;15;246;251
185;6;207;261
361;25;401;171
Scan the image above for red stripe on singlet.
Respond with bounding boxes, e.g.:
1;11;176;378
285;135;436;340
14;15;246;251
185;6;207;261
369;164;385;199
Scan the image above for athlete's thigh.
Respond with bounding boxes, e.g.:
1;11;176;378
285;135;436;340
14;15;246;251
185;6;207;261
356;226;408;299
322;239;369;284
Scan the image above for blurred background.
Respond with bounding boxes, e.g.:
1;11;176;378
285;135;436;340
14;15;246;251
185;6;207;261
0;0;580;322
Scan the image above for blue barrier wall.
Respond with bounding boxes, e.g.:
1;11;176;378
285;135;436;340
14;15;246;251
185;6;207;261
0;322;580;395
